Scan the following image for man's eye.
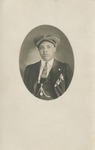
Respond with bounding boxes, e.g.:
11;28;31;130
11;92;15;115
39;47;43;50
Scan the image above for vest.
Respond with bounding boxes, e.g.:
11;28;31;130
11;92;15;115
35;75;57;100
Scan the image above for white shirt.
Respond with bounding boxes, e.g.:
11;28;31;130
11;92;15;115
38;59;54;83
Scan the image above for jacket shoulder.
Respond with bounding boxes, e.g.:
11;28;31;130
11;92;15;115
26;61;40;68
54;59;69;68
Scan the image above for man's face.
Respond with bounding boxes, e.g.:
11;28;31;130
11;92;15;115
38;41;56;61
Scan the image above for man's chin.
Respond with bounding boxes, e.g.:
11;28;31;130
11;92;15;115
42;57;50;61
43;59;49;62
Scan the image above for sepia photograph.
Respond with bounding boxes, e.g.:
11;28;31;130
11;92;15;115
19;25;74;100
1;0;94;150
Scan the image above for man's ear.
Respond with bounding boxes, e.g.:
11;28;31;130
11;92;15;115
54;47;56;52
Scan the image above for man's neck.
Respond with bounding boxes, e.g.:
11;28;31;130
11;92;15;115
41;58;54;65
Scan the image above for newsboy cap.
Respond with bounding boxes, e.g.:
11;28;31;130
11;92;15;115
34;35;60;47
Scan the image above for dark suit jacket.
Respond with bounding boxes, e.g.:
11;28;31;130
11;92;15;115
24;59;73;99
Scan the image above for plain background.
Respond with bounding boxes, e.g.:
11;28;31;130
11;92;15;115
19;25;74;78
0;0;95;150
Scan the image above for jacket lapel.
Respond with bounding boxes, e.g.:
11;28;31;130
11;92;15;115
30;61;41;94
48;59;63;85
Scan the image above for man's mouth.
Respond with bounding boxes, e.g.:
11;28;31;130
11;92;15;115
43;54;48;57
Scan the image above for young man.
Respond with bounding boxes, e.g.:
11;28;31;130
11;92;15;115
24;35;73;100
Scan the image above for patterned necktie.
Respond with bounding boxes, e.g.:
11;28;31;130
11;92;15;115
40;62;48;83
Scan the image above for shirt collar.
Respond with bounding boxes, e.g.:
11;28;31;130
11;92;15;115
41;58;54;67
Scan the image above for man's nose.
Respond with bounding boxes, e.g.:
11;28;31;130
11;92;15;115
43;48;48;53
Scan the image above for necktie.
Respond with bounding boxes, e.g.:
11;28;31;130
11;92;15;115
40;62;48;83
